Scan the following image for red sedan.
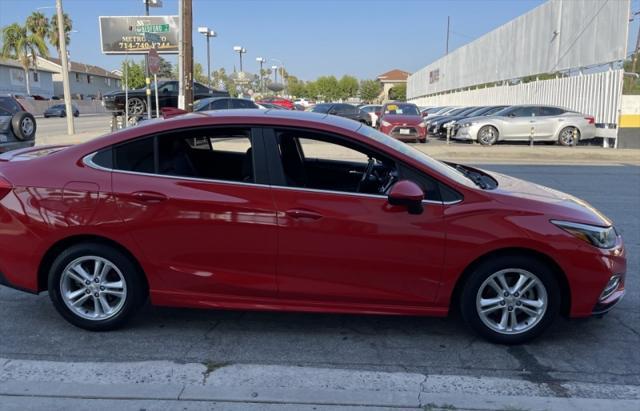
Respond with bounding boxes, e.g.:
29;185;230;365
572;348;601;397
0;110;625;344
378;102;427;143
256;97;294;110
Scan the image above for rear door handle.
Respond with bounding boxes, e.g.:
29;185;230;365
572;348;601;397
129;191;168;204
285;208;323;220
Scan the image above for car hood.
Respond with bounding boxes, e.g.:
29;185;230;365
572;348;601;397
488;170;612;227
381;114;423;124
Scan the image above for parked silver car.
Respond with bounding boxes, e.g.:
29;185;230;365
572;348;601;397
454;105;596;146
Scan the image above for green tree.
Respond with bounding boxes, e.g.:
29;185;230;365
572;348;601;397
388;84;407;101
359;79;382;103
1;23;49;95
193;62;208;84
26;12;49;42
305;80;319;99
624;58;640;94
338;75;359;100
287;75;307;98
315;75;339;101
48;12;72;59
121;60;146;89
157;56;173;79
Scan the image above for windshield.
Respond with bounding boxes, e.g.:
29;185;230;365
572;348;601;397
383;104;420;116
492;106;514;116
358;126;476;189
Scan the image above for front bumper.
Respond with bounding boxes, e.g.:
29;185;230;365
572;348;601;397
379;124;426;141
592;273;625;315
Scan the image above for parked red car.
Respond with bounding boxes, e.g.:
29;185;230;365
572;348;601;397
378;102;427;143
256;97;294;110
0;110;625;344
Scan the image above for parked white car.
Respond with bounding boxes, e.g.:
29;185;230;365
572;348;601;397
455;105;597;146
293;98;312;108
359;104;382;127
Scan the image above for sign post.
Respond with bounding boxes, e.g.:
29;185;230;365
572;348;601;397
148;48;160;118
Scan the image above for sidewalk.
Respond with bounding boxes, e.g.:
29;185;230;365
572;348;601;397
1;358;638;410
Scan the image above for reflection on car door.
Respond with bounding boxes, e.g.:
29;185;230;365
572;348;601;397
264;128;447;307
534;107;562;140
110;127;278;301
503;106;537;140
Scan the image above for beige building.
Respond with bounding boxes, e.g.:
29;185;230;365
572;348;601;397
36;56;121;100
377;69;410;102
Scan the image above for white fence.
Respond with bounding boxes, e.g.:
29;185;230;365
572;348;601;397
409;69;624;125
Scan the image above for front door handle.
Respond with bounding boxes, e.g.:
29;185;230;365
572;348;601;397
128;191;168;204
285;208;323;220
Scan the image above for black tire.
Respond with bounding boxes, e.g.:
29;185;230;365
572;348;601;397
460;255;560;344
558;127;579;146
48;242;147;331
477;125;498;146
74;111;79;117
11;111;36;140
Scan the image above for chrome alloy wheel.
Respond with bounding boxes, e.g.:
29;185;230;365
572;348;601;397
127;97;146;115
60;256;127;321
21;116;34;136
559;127;578;146
478;126;497;145
475;268;548;335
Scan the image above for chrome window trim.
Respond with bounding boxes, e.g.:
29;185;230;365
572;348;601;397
83;152;461;205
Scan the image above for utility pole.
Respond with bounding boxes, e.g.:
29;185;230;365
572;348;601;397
180;0;193;111
445;16;450;55
144;0;152;119
56;0;74;135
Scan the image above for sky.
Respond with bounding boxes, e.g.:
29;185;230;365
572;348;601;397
0;0;638;81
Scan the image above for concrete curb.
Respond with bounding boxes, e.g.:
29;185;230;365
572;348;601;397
0;358;638;410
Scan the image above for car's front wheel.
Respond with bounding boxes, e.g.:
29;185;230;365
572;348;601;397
48;243;147;331
127;97;146;115
460;255;560;344
477;125;499;146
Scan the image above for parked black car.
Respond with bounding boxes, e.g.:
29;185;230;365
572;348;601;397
43;104;79;118
193;97;259;111
310;103;371;125
0;95;36;153
102;81;229;115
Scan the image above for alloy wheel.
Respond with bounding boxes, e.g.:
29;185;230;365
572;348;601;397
60;256;127;321
475;268;548;335
559;127;578;146
478;126;497;145
21;117;34;136
128;98;146;115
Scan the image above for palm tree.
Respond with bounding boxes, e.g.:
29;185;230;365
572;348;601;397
1;23;49;95
48;12;72;59
26;11;49;41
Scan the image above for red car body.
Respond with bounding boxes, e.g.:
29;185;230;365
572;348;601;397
0;110;625;342
256;97;294;110
378;102;427;143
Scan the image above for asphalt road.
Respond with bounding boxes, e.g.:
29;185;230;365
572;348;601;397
0;164;638;391
35;114;113;144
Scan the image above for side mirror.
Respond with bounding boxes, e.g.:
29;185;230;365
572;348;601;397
387;180;424;215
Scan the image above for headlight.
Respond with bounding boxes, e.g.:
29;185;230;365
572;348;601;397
418;122;426;128
461;122;475;128
551;220;618;249
381;120;391;127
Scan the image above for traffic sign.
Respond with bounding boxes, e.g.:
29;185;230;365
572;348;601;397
148;48;160;74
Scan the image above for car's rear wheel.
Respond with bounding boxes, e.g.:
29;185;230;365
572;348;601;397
48;243;146;331
558;126;579;146
460;255;560;344
11;111;36;140
477;125;498;146
128;97;146;115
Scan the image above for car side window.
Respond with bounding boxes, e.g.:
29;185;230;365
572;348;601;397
230;99;257;109
510;107;536;117
194;83;210;95
540;107;564;116
275;129;391;193
109;128;255;183
209;99;229;110
113;137;155;173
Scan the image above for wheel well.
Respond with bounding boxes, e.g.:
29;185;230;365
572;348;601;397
449;247;571;316
37;235;149;294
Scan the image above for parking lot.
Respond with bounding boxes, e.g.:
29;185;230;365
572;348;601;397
1;163;637;396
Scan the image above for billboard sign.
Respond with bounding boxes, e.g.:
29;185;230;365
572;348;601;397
99;16;179;54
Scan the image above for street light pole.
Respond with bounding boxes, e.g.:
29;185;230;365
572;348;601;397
56;0;74;135
198;27;216;88
233;46;246;72
256;57;265;93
